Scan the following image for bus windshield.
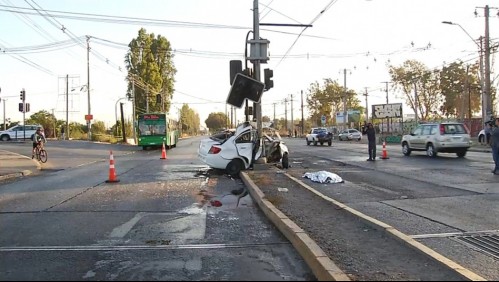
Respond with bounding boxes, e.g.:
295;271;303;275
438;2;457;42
138;114;166;136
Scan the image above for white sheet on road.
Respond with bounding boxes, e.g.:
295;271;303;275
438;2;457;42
303;171;344;184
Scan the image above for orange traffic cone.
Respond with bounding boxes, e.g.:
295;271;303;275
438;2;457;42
160;142;167;160
381;141;390;160
105;150;120;183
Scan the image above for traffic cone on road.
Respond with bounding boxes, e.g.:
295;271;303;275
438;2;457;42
381;141;390;160
105;150;120;183
160;142;167;160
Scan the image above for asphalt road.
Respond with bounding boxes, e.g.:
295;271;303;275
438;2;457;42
282;137;499;280
0;138;313;281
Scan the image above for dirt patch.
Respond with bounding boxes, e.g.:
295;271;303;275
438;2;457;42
247;170;466;281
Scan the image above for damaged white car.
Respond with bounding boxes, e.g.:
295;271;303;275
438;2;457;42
198;122;289;176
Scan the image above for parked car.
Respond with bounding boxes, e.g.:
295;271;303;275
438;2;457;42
0;124;41;141
198;122;289;176
306;127;333;146
338;129;362;141
401;122;471;158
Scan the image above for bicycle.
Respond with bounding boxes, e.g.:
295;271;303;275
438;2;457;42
34;142;48;163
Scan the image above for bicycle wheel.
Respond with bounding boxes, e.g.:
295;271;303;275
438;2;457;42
38;149;48;163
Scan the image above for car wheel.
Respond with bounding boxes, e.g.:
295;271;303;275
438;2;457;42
282;153;289;169
402;142;412;156
226;159;243;176
313;141;317;146
426;144;437;158
320;142;324;146
479;135;484;143
456;151;467;158
307;140;311;146
328;141;332;146
0;135;10;141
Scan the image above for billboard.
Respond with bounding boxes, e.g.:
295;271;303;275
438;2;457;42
372;103;403;119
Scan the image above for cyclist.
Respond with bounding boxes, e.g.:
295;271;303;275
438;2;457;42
32;127;47;159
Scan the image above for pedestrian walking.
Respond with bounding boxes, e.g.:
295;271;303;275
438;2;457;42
490;117;499;175
363;122;376;161
61;125;65;140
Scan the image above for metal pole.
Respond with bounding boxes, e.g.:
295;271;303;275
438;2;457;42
301;90;304;137
484;5;492;119
284;98;288;134
273;103;276;127
290;94;294;137
343;69;347;129
87;36;91;141
414;81;418;124
146;90;149;113
253;0;264;159
66;75;69;140
479;37;486;125
2;99;5;131
120;102;126;143
22;89;25;140
364;88;369;123
131;77;137;144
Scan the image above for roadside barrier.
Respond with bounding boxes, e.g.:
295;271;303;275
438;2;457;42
105;150;120;183
160;142;167;159
381;141;390;160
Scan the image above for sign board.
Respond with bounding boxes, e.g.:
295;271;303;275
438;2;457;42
372;103;403;119
85;114;94;121
321;115;326;125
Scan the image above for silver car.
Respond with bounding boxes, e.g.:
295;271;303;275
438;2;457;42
401;123;471;158
338;129;362;141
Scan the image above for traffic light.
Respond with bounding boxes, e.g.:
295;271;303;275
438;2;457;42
229;60;243;85
264;68;274;91
20;89;25;101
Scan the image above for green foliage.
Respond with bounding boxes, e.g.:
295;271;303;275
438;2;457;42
306;79;362;126
125;28;177;115
91;120;107;135
26;110;57;138
262;115;271;122
179;104;200;136
205;112;228;132
68;122;86;140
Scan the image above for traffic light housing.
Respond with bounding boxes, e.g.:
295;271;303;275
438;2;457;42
264;68;274;91
20;89;25;101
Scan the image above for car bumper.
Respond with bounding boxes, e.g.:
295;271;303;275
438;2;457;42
198;152;231;170
435;142;471;152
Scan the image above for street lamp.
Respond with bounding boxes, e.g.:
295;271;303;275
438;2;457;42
442;21;487;126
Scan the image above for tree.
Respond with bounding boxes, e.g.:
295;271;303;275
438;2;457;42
180;104;200;136
91;121;107;135
440;62;481;119
262;115;271;122
125;28;177;115
389;60;442;121
26;110;56;138
307;78;362;126
205;112;228;132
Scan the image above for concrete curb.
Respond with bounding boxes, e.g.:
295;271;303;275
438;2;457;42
0;170;33;181
283;172;487;282
240;171;351;281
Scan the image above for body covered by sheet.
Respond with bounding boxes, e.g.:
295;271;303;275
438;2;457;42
303;171;344;184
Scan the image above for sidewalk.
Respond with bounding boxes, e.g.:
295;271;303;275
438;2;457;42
0;150;40;181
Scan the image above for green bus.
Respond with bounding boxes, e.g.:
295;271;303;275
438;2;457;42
137;113;179;149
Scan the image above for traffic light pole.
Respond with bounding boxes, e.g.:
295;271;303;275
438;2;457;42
252;0;265;161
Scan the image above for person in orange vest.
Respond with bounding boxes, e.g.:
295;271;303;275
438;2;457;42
363;123;377;161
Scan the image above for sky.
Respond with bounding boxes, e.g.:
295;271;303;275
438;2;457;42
0;0;498;129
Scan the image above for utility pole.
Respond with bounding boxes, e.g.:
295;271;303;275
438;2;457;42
252;0;264;160
301;90;304;137
479;36;486;125
86;36;91;141
363;88;369;123
382;81;389;132
146;89;149;113
290;94;294;137
273;103;276;128
483;5;492;119
284;98;288;134
343;69;347;129
51;108;56;138
66;74;69;140
413;81;418;124
382;81;389;104
131;77;137;144
120;102;126;143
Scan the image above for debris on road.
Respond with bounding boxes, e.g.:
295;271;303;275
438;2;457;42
277;187;289;192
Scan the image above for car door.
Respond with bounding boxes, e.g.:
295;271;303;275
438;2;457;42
421;125;432;147
410;126;424;149
234;131;254;165
13;126;25;139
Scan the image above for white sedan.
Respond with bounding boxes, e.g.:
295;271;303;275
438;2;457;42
338;129;362;141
